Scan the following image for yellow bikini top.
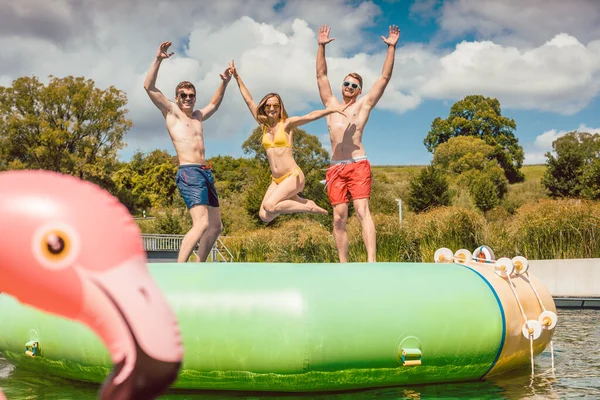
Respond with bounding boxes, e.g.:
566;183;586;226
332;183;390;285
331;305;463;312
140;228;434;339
262;123;292;150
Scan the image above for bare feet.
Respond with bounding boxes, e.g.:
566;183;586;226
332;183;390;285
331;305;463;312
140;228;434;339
307;200;328;215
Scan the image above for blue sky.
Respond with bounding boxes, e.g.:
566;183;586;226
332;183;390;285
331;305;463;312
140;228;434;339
2;0;600;166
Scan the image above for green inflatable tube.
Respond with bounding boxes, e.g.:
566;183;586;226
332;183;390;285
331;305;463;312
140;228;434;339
0;261;556;392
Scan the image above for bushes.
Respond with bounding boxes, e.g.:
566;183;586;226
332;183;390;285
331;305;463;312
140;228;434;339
134;165;600;262
405;206;485;262
406;165;452;213
505;199;600;259
222;207;485;263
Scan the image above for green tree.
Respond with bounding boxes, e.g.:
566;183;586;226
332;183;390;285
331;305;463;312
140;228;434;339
406;165;452;213
112;150;178;212
433;136;508;204
208;155;259;196
0;75;132;188
543;131;600;198
470;175;500;212
433;136;495;175
424;95;524;183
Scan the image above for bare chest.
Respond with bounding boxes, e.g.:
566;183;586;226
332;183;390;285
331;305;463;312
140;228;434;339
328;104;363;129
167;114;203;137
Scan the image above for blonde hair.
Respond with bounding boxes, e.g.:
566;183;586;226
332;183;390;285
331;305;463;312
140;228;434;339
345;73;363;89
256;93;288;126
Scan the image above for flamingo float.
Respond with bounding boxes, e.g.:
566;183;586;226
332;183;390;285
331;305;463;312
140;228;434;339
0;170;183;399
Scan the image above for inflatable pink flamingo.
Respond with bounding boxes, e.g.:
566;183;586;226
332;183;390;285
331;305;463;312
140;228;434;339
0;170;183;399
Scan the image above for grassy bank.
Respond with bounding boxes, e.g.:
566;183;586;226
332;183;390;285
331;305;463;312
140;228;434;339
137;164;600;262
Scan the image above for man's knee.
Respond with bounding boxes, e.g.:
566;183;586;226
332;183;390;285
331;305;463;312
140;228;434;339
353;200;372;221
209;222;223;237
333;213;347;229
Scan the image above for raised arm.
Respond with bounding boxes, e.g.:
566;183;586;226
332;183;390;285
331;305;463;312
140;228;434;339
364;25;400;108
229;60;259;121
200;66;232;121
286;103;349;129
143;41;176;115
316;25;337;107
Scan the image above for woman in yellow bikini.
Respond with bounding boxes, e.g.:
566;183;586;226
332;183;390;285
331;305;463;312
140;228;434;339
229;60;348;223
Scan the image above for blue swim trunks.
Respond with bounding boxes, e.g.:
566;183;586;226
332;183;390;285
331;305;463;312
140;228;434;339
176;164;220;209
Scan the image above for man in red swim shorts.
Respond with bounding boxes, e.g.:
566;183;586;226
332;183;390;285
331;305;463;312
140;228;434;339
316;24;400;263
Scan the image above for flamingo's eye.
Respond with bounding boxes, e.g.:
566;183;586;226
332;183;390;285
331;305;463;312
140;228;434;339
32;223;80;270
43;231;68;257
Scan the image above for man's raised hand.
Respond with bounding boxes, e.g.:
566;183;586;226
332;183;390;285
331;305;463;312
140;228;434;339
382;25;400;47
156;41;174;60
318;25;335;45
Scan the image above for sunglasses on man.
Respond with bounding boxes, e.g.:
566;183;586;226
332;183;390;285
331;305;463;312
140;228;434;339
342;81;361;90
179;93;196;100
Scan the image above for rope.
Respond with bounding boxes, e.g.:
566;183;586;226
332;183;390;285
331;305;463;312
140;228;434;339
529;332;535;376
521;273;548;312
506;274;528;322
507;273;538;378
550;340;555;374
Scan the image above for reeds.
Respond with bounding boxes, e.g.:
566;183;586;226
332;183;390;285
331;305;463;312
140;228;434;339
504;199;600;259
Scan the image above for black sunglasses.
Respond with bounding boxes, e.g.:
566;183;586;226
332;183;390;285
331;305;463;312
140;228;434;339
179;93;196;100
343;81;361;90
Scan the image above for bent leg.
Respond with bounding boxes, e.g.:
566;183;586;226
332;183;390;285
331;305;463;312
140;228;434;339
332;203;349;263
178;205;209;262
353;198;376;262
259;181;279;223
196;206;223;262
263;172;327;216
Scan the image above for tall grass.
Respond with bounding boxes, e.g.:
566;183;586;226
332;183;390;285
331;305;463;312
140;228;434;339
505;199;600;259
405;206;485;262
135;165;600;262
224;220;338;263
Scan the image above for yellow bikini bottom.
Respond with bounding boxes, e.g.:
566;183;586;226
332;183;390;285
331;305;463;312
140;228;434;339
272;167;301;184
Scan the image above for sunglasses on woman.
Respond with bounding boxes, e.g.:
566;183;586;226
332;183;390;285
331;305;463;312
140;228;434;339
342;81;361;90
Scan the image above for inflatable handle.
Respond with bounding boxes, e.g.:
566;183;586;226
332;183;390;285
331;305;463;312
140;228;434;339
522;320;543;340
494;258;515;278
401;348;422;366
539;310;558;330
25;340;39;357
512;256;529;275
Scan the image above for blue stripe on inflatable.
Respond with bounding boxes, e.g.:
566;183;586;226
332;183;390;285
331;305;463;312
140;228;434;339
457;264;507;379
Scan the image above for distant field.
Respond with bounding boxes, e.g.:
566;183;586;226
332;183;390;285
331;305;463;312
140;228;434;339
520;164;546;181
371;164;547;184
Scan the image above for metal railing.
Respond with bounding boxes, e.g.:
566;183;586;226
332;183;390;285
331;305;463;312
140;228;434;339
141;234;234;262
142;234;184;251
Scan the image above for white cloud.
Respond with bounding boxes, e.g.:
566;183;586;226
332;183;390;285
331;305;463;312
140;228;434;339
2;0;600;164
525;124;600;164
0;0;388;160
437;0;600;48
418;34;600;115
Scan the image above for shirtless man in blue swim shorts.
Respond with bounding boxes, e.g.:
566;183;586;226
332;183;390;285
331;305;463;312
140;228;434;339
144;41;231;262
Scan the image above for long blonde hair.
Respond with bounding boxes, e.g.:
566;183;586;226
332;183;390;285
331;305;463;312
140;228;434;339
256;93;288;126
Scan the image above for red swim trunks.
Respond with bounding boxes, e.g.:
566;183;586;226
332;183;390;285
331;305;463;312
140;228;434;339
325;158;372;205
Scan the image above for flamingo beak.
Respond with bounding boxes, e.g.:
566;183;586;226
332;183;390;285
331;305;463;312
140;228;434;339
78;256;183;399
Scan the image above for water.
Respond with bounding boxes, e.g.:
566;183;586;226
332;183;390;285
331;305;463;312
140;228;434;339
0;309;598;399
